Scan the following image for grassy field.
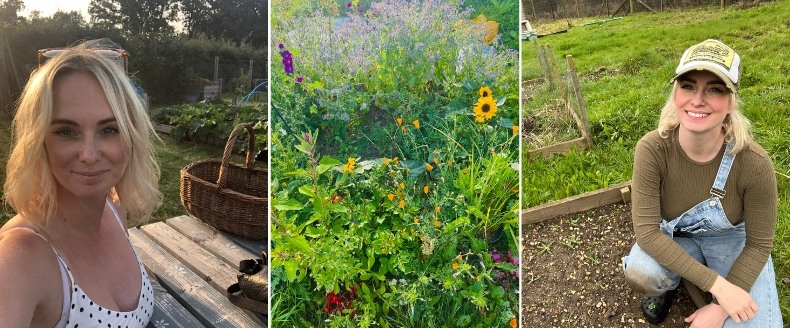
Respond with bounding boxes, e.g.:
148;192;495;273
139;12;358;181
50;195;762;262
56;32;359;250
521;0;790;321
0;114;230;227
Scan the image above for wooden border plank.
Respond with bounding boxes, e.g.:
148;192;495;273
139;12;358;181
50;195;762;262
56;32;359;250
165;215;259;267
129;228;264;328
146;274;206;328
522;181;632;224
527;137;587;158
140;222;239;295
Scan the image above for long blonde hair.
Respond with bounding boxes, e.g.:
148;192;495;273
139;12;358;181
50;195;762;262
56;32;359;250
4;46;162;226
657;82;753;154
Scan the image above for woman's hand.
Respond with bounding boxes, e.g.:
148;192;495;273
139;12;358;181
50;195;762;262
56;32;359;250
685;303;728;328
708;275;758;322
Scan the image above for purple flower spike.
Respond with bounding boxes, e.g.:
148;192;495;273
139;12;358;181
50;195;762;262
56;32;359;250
296;76;303;83
280;50;294;75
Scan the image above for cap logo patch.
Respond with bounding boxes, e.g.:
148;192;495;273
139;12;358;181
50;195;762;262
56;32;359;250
683;40;735;70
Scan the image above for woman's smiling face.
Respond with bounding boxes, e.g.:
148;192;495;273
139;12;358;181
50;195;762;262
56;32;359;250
673;70;733;138
45;71;127;200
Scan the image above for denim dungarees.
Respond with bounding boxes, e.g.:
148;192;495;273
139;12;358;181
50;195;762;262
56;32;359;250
623;142;782;327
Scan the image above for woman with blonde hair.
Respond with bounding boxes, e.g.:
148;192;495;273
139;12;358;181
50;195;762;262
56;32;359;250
0;45;161;327
622;39;781;327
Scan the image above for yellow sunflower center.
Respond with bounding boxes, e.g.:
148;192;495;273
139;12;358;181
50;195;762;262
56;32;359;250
482;104;490;113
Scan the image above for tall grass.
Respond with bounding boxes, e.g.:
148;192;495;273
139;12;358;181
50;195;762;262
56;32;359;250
522;0;790;320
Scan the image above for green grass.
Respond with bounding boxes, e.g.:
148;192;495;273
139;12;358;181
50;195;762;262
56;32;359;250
522;1;790;321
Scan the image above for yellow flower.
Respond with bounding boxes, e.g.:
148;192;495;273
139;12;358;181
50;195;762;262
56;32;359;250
413;120;420;129
475;275;481;281
426;163;434;171
512;125;519;135
383;157;390;165
423;186;429;194
393;157;399;165
433;148;439;154
433;157;439;164
473;97;498;122
399;200;405;208
434;220;441;228
479;86;493;100
388;193;395;201
401;126;406;133
474;116;485;123
396;117;403;125
434;206;440;213
399;182;405;189
452;262;459;270
456;255;462;260
413;217;419;224
447;160;453;166
342;157;356;173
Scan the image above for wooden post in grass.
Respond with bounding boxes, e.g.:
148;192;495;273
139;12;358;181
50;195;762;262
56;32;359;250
541;44;555;90
533;39;548;86
214;56;219;83
546;44;562;95
566;55;593;147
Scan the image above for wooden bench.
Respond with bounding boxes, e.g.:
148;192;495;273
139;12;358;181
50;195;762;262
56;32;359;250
128;215;266;327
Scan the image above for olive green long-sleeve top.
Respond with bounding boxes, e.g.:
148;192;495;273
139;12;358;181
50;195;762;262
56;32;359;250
631;129;777;292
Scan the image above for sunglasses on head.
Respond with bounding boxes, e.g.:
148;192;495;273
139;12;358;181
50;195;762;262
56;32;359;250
37;48;129;73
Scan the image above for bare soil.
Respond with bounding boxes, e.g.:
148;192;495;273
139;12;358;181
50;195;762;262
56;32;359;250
521;203;698;327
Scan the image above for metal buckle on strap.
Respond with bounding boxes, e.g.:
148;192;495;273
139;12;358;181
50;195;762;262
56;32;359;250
710;188;726;199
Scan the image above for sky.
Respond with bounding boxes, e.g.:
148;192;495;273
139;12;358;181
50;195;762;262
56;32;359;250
21;0;91;19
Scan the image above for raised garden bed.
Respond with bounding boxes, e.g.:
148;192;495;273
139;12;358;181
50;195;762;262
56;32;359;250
521;202;697;327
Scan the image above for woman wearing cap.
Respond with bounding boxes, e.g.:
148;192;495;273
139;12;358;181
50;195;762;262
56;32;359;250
0;45;160;327
622;39;782;327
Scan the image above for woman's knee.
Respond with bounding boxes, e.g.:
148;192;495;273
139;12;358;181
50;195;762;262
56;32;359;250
623;263;676;296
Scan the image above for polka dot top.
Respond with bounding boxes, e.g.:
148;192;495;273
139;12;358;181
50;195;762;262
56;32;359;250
19;200;154;328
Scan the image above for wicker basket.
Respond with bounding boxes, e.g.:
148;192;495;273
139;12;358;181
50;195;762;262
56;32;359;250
180;123;267;240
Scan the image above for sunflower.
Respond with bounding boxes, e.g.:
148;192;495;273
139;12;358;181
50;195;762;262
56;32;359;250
473;97;498;122
342;157;356;172
478;86;493;100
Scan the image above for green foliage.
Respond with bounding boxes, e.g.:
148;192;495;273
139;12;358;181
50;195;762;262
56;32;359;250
271;107;518;325
152;103;267;157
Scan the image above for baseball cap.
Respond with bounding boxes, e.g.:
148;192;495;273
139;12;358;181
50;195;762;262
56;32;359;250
670;39;740;93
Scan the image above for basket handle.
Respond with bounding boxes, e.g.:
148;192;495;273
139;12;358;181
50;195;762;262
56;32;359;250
217;123;256;189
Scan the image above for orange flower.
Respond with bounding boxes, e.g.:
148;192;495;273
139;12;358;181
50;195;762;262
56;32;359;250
399;200;405;208
413;217;419;224
383;157;390;165
452;262;459;270
512;125;519;135
425;163;434;171
509;318;517;328
433;220;441;228
388;193;395;201
423;186;429;194
399;182;405;189
434;206;440;213
396;117;403;125
475;275;481;281
433;157;439;164
457;255;462;260
413;120;420;129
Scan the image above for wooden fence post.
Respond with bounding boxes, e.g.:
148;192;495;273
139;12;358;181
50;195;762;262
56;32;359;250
540;44;554;90
566;55;593;147
214;56;219;83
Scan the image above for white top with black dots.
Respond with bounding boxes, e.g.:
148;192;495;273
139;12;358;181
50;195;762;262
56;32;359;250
16;199;154;328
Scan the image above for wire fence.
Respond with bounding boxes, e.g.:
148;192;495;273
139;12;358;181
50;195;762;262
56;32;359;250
521;0;772;21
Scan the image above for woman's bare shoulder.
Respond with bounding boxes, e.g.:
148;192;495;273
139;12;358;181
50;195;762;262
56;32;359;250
0;219;62;325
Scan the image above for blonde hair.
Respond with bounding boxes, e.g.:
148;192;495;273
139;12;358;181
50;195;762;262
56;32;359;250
657;82;753;154
4;46;162;226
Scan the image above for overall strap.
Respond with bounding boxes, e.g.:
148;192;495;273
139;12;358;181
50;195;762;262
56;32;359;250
710;142;736;199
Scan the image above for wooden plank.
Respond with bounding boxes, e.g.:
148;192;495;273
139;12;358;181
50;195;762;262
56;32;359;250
522;181;632;224
140;222;239;295
223;232;265;256
527;137;587;158
165;215;259;267
129;228;264;328
146;275;206;328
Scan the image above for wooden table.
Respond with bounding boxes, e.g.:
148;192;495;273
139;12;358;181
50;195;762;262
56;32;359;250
128;215;266;327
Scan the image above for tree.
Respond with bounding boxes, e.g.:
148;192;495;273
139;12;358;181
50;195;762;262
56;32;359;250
89;0;179;35
179;0;267;47
0;0;24;28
